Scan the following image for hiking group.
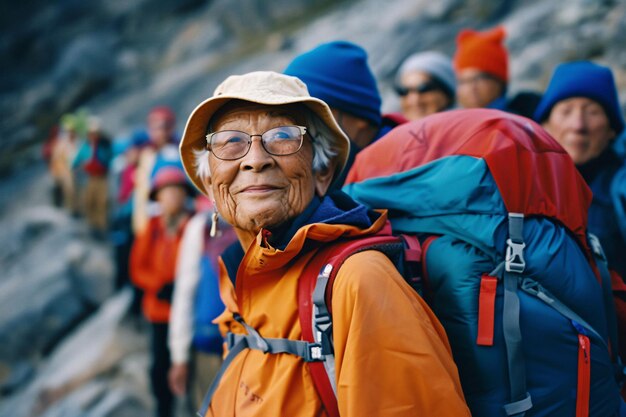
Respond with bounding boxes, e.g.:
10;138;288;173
44;25;626;417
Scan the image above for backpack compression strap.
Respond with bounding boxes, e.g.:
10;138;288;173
587;233;625;384
502;213;533;417
588;233;620;364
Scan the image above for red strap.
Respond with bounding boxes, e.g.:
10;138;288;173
576;334;591;417
476;274;498;346
297;243;340;417
296;228;400;417
400;234;422;262
420;236;439;304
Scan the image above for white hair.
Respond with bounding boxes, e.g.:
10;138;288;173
193;106;339;180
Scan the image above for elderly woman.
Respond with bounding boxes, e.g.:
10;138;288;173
179;71;469;417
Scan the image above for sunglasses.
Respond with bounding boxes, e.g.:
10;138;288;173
394;81;440;96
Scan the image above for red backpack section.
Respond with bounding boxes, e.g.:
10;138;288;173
345;109;592;255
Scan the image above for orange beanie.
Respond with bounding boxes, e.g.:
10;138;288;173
453;26;508;82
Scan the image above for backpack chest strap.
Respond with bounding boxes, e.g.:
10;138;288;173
197;315;328;417
225;332;326;362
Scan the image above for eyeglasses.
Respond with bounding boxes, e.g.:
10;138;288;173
395;81;440;96
206;125;307;161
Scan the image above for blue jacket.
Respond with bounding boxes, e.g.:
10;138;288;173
579;149;626;278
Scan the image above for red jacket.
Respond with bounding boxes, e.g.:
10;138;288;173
130;214;190;323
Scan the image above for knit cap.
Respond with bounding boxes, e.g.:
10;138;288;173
396;51;456;98
284;41;382;126
453;26;508;82
533;61;624;135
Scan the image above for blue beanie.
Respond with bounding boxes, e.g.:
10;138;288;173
284;41;382;126
534;61;624;135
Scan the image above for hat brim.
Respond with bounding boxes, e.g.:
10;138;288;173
179;93;350;196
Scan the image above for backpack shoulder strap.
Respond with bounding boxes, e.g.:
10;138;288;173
297;233;405;417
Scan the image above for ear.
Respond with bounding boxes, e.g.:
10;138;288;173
314;162;337;196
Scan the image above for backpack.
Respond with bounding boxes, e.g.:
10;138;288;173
342;109;626;417
192;215;238;354
83;137;111;176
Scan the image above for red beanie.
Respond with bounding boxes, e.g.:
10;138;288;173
453;26;508;82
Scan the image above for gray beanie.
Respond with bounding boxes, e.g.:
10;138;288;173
396;51;456;97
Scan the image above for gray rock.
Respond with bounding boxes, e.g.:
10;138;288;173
0;290;149;417
0;204;114;394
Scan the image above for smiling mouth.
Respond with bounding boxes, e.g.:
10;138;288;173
240;185;280;193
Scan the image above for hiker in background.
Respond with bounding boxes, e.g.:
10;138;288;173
284;40;406;187
49;112;85;216
168;196;237;411
534;60;626;375
534;61;626;278
71;116;113;237
132;106;182;234
110;130;149;321
393;51;456;121
130;166;194;417
179;70;470;416
454;26;509;110
42;125;63;207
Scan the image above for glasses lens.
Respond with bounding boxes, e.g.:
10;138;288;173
210;131;250;160
416;81;438;94
262;126;303;155
394;85;409;96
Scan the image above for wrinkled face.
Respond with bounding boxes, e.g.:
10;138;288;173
156;185;188;216
542;97;615;165
203;103;333;234
399;71;451;121
456;68;504;109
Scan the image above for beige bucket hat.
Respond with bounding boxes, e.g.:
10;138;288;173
179;71;351;195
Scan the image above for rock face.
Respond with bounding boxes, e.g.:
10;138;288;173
0;205;115;394
0;290;150;417
2;0;626;416
2;0;626;177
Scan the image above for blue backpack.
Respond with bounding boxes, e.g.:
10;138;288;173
192;217;238;354
343;110;626;417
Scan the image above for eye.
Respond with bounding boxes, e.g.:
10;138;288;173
264;126;299;142
212;131;248;147
224;133;246;143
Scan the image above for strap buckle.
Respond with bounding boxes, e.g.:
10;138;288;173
304;342;325;362
588;233;607;262
505;238;526;273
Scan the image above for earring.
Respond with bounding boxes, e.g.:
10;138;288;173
210;208;219;238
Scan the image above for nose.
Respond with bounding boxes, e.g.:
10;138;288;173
567;109;587;132
240;136;275;172
404;90;422;105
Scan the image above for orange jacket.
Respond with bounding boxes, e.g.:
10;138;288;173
130;214;189;323
209;211;470;416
